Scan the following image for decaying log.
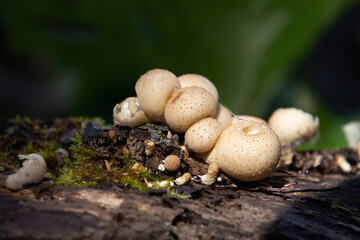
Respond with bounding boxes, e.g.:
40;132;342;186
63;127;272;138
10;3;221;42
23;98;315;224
0;119;360;239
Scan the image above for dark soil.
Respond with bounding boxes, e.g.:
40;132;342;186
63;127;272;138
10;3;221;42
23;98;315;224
0;118;359;239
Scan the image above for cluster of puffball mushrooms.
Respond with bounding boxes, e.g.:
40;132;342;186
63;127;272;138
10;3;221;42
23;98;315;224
5;69;319;191
113;69;320;185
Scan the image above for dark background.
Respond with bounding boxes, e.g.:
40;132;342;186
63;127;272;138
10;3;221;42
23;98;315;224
0;0;359;149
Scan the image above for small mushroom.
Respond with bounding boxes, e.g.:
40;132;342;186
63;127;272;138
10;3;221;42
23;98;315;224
178;73;219;102
174;173;191;186
215;104;233;130
232;115;267;125
184;118;222;153
268;107;319;147
205;121;281;181
164;155;181;171
144;139;155;156
164;86;217;132
200;162;219;185
113;97;152;127
135;69;180;123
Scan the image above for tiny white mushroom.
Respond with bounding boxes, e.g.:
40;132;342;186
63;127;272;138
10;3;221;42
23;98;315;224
113;97;152;127
174;173;191;186
158;164;166;172
336;155;351;173
178;73;219;102
185;118;222;153
200;163;219;185
215;104;233;130
164;86;217;133
135;69;180;123
6;154;47;190
268;107;319;147
205;121;281;181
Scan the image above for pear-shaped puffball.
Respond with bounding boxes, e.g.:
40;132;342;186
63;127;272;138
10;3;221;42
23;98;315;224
232;115;267;125
185;118;222;153
268;107;319;147
164;86;217;133
113;97;152;127
205;121;281;181
178;74;219;102
135;69;180;123
6;154;47;190
215;104;233;130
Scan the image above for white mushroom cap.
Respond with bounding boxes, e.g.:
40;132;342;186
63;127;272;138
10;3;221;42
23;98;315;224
113;97;152;127
268;107;319;147
232;115;267;125
135;69;180;123
164;86;217;133
6;154;47;190
178;73;219;102
185;118;222;153
205;121;281;181
215;104;233;130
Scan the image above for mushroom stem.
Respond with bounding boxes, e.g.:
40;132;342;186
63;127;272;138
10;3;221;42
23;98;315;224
200;163;219;185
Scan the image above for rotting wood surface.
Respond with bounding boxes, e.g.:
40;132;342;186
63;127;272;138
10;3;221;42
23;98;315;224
0;119;359;239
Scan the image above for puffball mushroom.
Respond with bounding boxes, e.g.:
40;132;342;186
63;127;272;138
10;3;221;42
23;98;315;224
232;115;267;125
135;69;180;123
215;104;233;130
185;118;222;153
164;86;217;133
205;121;281;181
178;73;219;102
268;107;319;147
164;155;181;171
6;154;47;190
113;97;152;127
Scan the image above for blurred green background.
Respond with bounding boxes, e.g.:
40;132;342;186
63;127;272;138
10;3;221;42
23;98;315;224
0;0;359;149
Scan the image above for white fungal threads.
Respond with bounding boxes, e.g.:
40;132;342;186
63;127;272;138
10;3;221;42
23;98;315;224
174;173;191;185
200;163;219;185
6;154;47;190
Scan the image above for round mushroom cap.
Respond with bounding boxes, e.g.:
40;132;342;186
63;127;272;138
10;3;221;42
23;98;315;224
135;69;180;123
113;97;152;127
232;115;267;125
164;86;217;133
178;74;219;102
268;107;319;147
215;104;233;130
205;121;281;181
185;118;222;153
164;155;181;171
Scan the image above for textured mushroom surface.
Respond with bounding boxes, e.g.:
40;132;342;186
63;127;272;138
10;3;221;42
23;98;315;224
185;118;222;153
215;104;233;130
268;107;319;147
205;121;281;181
178;73;219;102
113;97;151;127
164;86;217;133
232;115;267;125
164;155;181;171
135;69;180;123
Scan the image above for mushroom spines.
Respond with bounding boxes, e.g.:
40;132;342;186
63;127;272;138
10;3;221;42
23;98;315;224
178;73;219;102
135;69;180;123
206;121;281;181
164;86;217;133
